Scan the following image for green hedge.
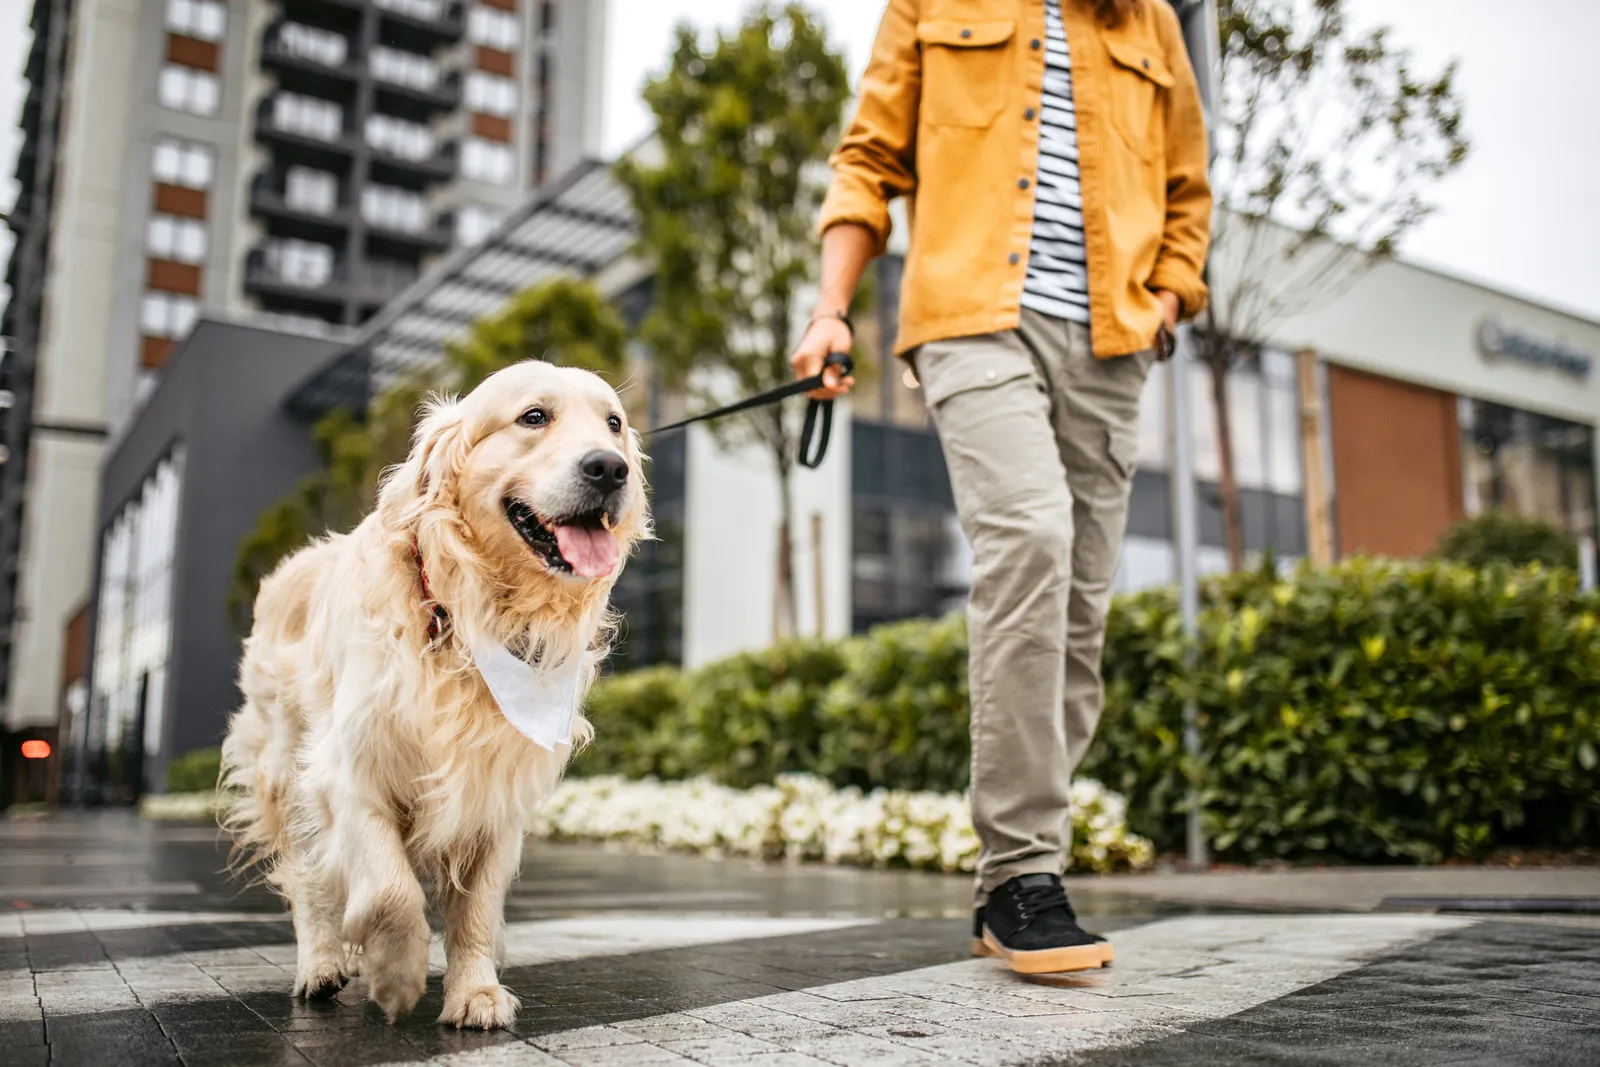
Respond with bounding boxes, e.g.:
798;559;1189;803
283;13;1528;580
1437;510;1580;571
165;746;223;793
577;558;1600;864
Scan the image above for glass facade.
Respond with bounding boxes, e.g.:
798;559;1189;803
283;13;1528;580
87;450;184;800
1459;398;1598;578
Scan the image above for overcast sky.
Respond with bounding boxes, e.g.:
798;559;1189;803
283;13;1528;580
4;0;1597;322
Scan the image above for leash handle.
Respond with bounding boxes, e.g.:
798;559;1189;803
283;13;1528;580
650;352;854;470
797;351;851;469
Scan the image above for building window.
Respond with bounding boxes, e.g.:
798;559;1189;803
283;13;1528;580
158;64;220;115
151;137;215;188
365;114;435;160
453;204;501;245
461;137;515;184
369;46;439;90
140;292;200;338
362;184;430;233
1460;398;1597;574
90;449;185;795
278;22;348;67
273;93;343;141
468;6;520;50
284;166;339;214
263;239;336;287
146;214;207;264
465;71;518;116
165;0;226;41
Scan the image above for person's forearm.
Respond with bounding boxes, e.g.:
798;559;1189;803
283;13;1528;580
814;223;877;317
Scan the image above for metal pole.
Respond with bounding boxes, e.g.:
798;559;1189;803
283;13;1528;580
1169;0;1220;869
1167;331;1207;869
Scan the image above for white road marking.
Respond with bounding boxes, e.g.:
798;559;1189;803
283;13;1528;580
494;915;1476;1067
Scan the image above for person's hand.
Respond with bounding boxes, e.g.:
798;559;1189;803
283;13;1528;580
1155;289;1181;332
791;314;857;400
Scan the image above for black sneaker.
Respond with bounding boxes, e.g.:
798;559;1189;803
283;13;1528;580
980;873;1112;974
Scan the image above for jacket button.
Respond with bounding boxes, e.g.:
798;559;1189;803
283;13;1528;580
985;370;997;382
1142;58;1150;69
1024;107;1036;120
1030;38;1041;49
961;27;972;38
1008;253;1020;265
1018;178;1030;190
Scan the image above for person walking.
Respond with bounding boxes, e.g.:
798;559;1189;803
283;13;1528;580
794;0;1212;974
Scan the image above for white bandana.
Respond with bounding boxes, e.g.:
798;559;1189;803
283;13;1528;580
472;638;581;750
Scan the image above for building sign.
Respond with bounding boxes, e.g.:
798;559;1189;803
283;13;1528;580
1478;321;1594;381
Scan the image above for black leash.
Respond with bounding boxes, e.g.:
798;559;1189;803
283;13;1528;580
648;352;853;470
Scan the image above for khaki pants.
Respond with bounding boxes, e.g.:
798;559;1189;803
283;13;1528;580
913;309;1153;903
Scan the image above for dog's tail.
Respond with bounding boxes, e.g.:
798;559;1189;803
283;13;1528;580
218;548;325;890
218;690;290;886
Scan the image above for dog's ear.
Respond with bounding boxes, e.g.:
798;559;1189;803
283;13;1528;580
378;394;469;529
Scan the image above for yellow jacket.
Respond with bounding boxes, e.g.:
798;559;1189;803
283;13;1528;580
819;0;1213;358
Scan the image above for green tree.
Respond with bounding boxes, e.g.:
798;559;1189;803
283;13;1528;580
1196;0;1470;570
228;277;628;631
614;3;851;640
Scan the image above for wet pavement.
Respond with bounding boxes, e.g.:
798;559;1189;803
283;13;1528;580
1;811;1597;1066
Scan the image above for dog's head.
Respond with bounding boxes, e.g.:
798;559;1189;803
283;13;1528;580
383;360;648;591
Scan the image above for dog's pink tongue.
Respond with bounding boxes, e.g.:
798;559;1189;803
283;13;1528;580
553;524;619;578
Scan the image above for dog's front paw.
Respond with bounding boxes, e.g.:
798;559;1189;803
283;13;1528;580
438;984;519;1030
368;965;427;1023
292;956;349;1000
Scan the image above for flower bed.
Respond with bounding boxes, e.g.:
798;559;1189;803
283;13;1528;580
528;773;1153;874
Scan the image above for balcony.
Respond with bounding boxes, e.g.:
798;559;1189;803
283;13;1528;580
260;20;360;97
363;215;451;254
244;247;421;309
248;172;355;239
371;62;461;119
254;95;357;167
365;121;457;185
373;0;465;48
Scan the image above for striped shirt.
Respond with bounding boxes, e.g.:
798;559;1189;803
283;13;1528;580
1020;0;1091;325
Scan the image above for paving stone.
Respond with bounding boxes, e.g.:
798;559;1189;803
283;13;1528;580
4;815;1598;1066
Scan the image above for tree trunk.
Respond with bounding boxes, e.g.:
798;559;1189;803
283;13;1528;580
1209;347;1247;573
773;456;798;642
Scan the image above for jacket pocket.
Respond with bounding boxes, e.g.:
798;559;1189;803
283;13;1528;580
1102;34;1173;161
917;19;1016;128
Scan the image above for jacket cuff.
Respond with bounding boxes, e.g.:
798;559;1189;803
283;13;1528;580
818;178;892;257
1147;261;1208;321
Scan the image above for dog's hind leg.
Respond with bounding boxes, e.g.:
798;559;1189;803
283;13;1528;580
436;830;522;1030
336;806;430;1023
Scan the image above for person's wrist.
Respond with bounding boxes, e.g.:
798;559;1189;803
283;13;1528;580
809;308;854;338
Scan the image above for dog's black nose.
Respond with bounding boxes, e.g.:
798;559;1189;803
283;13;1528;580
579;450;629;491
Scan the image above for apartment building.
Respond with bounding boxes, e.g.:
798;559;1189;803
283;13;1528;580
0;0;606;746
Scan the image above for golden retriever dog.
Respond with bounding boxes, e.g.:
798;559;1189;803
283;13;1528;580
220;360;648;1029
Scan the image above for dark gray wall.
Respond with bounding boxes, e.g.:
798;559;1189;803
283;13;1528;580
93;319;345;790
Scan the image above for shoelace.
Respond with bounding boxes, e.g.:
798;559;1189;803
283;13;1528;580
1012;880;1077;923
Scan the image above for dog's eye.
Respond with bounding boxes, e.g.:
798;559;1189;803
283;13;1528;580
607;414;622;434
518;407;548;428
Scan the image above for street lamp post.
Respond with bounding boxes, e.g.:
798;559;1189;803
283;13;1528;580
1170;0;1220;870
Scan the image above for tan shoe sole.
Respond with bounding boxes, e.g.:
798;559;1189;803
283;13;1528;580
981;929;1113;973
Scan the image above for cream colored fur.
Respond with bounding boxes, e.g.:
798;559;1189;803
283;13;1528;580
221;361;648;1029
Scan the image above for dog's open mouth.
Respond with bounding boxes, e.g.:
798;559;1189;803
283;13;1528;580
504;499;619;579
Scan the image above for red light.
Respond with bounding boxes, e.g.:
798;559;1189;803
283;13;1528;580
20;740;50;760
